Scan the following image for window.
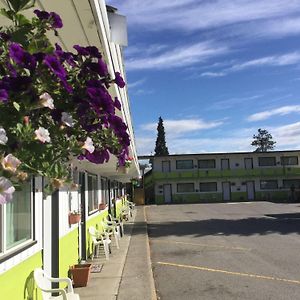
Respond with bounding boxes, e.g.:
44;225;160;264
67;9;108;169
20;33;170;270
258;157;276;166
176;160;193;169
260;180;278;190
281;156;298;166
101;178;107;204
88;174;98;213
177;183;194;193
162;161;171;172
1;181;33;255
198;159;216;169
283;179;300;189
200;182;217;192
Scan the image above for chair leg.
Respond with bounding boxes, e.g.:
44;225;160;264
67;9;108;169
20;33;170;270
104;242;109;260
114;231;120;249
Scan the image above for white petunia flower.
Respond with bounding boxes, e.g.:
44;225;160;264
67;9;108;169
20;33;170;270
82;137;95;153
61;112;74;127
0;127;8;145
39;92;54;110
35;127;51;143
0;177;15;204
1;154;21;173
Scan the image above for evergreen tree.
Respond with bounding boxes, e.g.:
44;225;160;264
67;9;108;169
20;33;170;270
154;117;169;156
251;128;276;152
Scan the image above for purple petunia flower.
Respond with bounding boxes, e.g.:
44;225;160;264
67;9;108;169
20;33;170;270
44;54;66;79
9;43;25;64
73;45;89;56
114;97;121;110
0;89;8;102
34;9;50;20
114;72;125;88
49;12;63;29
85;149;110;164
98;58;108;77
9;43;36;70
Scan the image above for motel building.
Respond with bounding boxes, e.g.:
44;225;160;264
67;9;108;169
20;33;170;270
143;150;300;204
0;1;140;298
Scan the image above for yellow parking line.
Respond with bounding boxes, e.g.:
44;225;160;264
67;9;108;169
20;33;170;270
152;240;251;251
157;262;300;285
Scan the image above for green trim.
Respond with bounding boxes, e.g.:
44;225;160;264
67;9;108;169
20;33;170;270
0;251;42;299
150;167;300;181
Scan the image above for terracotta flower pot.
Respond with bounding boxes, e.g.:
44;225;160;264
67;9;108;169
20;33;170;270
69;213;81;225
70;264;91;287
117;166;129;174
98;203;107;210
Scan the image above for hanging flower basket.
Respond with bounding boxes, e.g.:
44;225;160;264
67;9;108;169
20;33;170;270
117;165;129;174
69;212;81;225
69;264;91;287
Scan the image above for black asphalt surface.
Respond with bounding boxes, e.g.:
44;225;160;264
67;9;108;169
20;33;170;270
146;202;300;300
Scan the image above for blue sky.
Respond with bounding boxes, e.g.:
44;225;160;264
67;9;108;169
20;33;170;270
108;0;300;155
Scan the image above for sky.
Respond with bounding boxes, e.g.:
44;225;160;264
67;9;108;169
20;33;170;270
108;0;300;155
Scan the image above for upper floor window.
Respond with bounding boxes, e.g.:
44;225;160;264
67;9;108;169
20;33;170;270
177;183;194;193
260;180;278;190
281;156;298;166
88;174;98;214
258;157;276;166
283;179;300;189
198;159;216;169
162;161;171;172
200;182;217;192
176;160;193;170
1;180;33;256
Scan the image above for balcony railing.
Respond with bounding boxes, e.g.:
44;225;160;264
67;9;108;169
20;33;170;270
144;167;300;183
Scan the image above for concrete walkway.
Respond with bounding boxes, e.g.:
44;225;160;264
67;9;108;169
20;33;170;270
75;206;157;300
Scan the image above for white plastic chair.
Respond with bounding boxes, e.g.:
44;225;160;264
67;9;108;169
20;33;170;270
88;226;111;260
34;268;80;300
107;213;124;236
101;220;120;249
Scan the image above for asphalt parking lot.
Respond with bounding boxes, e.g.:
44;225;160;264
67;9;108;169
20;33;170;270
146;202;300;300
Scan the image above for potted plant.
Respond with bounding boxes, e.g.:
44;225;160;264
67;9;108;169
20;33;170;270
117;157;133;174
69;262;92;287
98;203;107;210
68;210;81;225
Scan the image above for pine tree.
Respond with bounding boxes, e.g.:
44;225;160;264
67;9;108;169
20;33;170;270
154;117;169;156
251;128;276;152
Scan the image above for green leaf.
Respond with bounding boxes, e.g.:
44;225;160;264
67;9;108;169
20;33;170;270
13;101;20;111
0;8;14;20
15;13;30;26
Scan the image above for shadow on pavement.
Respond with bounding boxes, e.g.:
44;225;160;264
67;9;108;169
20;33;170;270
144;214;300;238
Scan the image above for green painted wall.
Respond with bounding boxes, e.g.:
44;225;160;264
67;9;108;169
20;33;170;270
155;191;289;204
59;228;79;281
0;251;43;300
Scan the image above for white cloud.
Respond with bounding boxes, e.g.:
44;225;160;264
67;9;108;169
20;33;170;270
109;0;300;33
141;118;223;137
228;52;300;72
136;121;300;155
126;41;229;71
201;72;226;77
127;78;146;89
248;105;300;121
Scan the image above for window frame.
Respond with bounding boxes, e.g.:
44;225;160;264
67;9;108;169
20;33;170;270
87;173;99;215
283;179;300;189
0;178;35;261
258;157;276;167
260;180;278;190
281;156;298;166
177;183;195;193
198;159;216;169
176;160;194;170
199;182;217;192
